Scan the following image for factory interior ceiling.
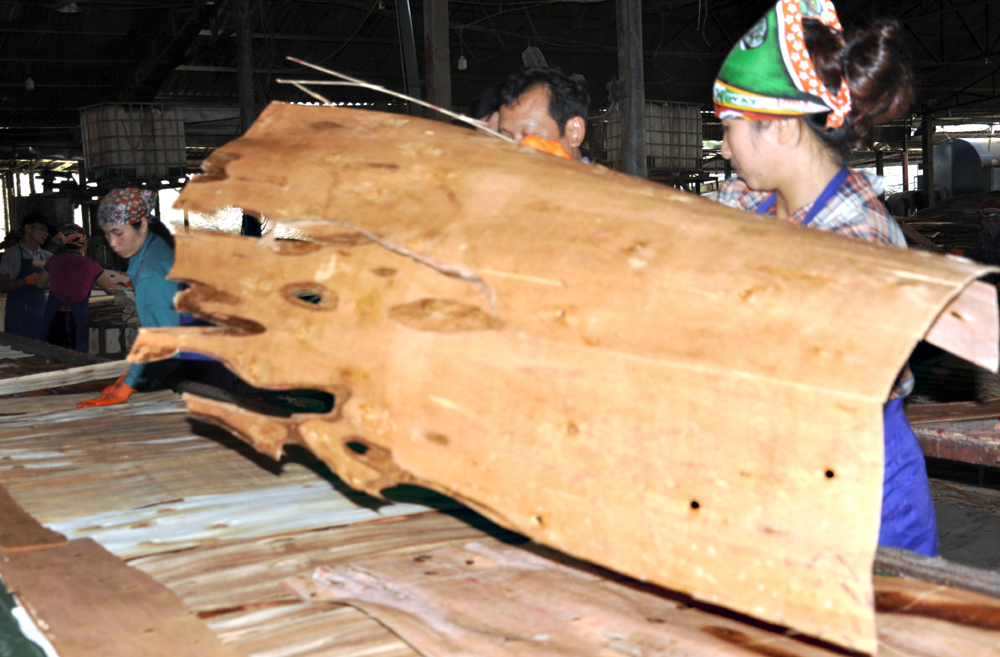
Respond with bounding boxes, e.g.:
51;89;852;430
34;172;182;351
1;0;999;167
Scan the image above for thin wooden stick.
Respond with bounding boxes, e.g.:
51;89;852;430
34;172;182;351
279;57;516;144
286;80;334;105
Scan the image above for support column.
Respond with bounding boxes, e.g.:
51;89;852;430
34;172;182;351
922;113;935;209
236;0;262;236
235;0;255;134
875;150;884;201
397;0;424;117
902;152;909;192
423;0;451;120
2;172;12;235
616;0;646;178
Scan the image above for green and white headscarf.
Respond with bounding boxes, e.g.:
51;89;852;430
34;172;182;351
713;0;851;129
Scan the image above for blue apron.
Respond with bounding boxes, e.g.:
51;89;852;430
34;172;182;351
4;246;46;340
40;294;90;352
757;169;939;556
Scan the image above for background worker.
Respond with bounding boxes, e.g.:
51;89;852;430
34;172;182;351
39;224;121;352
78;188;180;408
497;67;589;162
0;213;52;339
971;198;1000;267
708;0;937;554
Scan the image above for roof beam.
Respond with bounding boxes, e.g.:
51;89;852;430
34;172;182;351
196;29;394;44
120;1;216;102
0;58;133;66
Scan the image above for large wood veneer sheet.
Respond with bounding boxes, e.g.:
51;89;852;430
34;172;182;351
141;102;997;654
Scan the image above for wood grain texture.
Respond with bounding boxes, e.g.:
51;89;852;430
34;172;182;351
295;540;841;657
924;280;1000;373
0;389;179;416
0;538;241;657
0;484;66;551
0;361;129;396
907;399;1000;424
292;541;1000;657
141;102;1000;653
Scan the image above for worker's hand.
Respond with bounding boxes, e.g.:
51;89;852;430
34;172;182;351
24;273;40;285
76;380;135;409
100;373;128;396
522;135;572;159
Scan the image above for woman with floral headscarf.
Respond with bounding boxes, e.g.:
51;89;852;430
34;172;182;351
38;224;120;352
78;188;181;408
708;0;937;555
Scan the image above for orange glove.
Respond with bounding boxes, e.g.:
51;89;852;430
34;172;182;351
522;135;572;159
25;273;40;285
100;373;128;396
76;380;135;409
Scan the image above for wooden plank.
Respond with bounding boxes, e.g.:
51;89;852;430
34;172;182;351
0;538;242;657
0;361;129;396
907;399;1000;424
0;484;66;552
0;332;107;367
896;216;946;252
0;389;179;415
149;102;1000;654
912;421;1000;465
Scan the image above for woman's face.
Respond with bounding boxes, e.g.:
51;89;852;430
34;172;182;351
101;220;147;259
721;118;779;190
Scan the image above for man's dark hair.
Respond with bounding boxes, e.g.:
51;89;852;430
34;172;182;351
468;81;504;121
18;212;48;237
500;67;590;135
20;212;47;229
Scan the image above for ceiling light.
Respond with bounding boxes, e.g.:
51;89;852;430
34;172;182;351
24;77;34;91
457;55;467;71
522;46;547;68
54;1;81;13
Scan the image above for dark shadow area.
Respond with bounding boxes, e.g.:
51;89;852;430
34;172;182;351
185;419;284;476
383;484;529;545
174;379;334;418
909;341;997;404
185;418;386;510
927;457;1000;491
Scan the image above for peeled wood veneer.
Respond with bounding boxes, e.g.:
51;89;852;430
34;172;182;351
0;538;241;657
135;102;997;654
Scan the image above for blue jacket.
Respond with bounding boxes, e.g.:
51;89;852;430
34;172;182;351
124;233;180;388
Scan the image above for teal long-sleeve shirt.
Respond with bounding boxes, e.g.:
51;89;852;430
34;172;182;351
124;233;180;389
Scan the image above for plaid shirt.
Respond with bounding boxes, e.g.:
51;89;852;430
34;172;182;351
708;170;906;246
709;169;913;399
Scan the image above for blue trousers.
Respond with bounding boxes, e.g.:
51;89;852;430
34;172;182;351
41;295;89;352
880;399;939;556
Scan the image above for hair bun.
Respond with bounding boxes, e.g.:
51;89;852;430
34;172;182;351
842;19;914;146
